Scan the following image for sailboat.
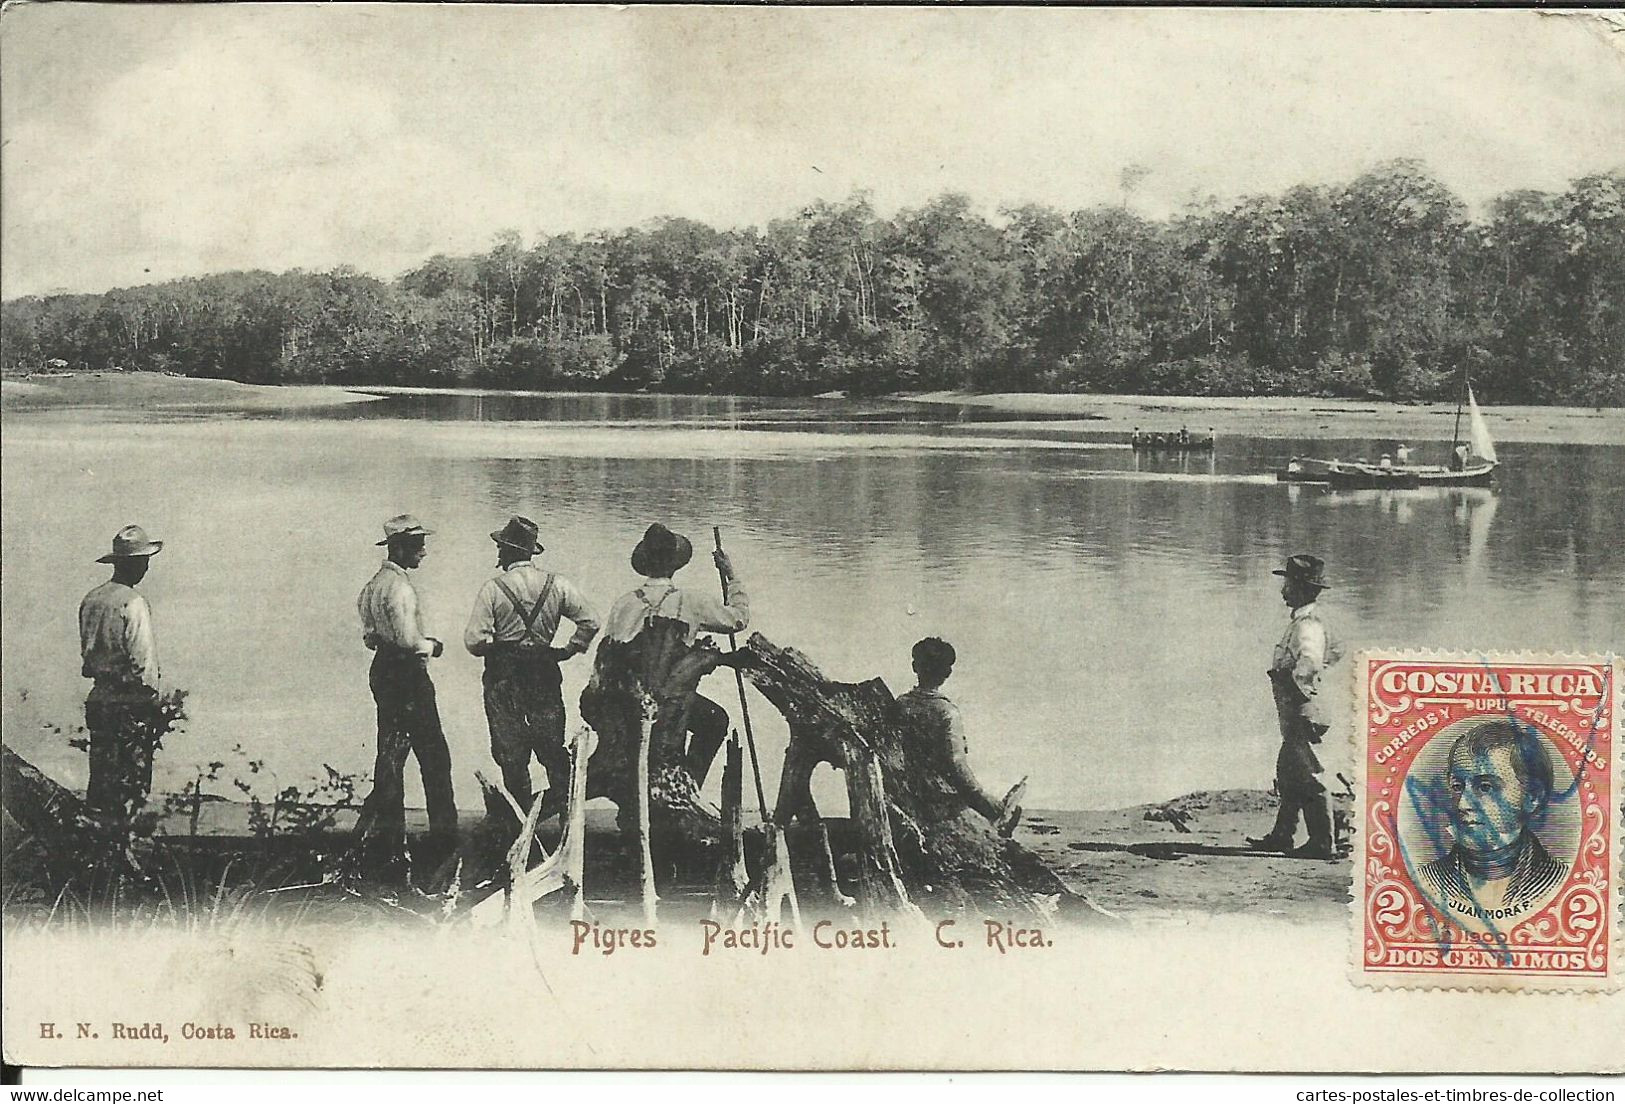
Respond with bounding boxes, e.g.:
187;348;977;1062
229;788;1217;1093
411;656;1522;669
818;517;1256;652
1277;371;1500;488
1322;376;1499;489
1430;382;1499;486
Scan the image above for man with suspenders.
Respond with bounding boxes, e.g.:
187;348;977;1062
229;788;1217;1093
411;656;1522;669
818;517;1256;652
598;522;750;790
464;516;600;820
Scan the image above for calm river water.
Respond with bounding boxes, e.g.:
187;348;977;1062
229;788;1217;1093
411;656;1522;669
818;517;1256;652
4;392;1621;812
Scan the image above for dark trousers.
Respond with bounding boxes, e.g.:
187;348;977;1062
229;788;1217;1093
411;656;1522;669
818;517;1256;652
484;650;568;818
1267;719;1332;848
358;652;458;878
84;684;161;829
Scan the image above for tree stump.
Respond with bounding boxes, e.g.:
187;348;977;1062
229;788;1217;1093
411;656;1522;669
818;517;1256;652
577;638;729;874
572;631;1091;923
737;634;1086;921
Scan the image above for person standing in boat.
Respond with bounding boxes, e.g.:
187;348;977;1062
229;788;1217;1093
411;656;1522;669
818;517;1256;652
1396;444;1411;465
1248;554;1343;859
464;515;600;824
1452;443;1471;471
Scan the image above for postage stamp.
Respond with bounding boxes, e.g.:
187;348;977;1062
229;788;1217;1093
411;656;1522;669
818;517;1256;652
1353;652;1622;990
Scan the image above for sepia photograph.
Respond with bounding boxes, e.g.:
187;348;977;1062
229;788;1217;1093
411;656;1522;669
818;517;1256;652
2;3;1622;1074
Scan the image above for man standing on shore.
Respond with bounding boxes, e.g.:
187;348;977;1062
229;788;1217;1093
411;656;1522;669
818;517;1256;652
355;514;457;883
78;525;167;832
464;515;600;824
1249;554;1343;860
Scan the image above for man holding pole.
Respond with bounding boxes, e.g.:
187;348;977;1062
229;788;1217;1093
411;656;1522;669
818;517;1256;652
598;522;750;789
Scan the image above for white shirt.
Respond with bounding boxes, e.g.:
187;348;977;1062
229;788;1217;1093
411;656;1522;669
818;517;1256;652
603;574;750;646
463;562;601;656
79;581;160;688
1272;601;1342;709
358;561;434;656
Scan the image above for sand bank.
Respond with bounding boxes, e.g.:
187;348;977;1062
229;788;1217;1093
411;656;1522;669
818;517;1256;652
908;391;1625;447
1;372;380;413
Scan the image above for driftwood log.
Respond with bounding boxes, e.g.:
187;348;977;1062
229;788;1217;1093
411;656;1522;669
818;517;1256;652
468;725;594;930
577;640;729;872
737;634;1085;921
569;632;1085;921
1;742;146;875
330;627;1088;921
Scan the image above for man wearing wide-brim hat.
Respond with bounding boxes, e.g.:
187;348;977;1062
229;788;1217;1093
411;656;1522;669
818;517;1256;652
354;514;457;882
78;524;167;828
1248;553;1344;860
595;522;751;791
463;515;600;822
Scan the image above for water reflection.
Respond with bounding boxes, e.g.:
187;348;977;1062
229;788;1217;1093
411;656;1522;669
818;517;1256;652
2;400;1621;813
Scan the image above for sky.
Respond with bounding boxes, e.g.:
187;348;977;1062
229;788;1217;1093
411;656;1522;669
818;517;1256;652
3;6;1623;299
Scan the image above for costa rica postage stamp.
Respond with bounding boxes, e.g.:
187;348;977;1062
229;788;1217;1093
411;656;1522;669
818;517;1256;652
1353;652;1622;990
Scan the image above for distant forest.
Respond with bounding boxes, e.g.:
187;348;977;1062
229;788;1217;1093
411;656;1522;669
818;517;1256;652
4;161;1622;405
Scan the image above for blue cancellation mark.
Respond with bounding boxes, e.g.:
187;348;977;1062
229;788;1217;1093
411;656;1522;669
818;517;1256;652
1395;659;1611;966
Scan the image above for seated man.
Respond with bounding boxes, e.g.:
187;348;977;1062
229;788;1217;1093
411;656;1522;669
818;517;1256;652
596;523;749;790
894;637;1020;835
1416;718;1569;925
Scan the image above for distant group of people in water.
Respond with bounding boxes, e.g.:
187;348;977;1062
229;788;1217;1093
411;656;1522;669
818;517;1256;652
1129;426;1215;449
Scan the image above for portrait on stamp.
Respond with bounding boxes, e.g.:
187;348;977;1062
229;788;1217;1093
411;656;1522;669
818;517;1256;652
1407;718;1574;927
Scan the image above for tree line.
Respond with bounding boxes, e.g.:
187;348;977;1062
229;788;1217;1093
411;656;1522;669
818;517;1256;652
4;160;1621;405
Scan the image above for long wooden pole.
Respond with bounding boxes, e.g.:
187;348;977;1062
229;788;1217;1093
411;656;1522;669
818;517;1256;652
636;696;658;924
713;527;769;822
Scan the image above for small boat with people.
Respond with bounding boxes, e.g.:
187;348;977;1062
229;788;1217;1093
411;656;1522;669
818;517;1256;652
1130;426;1215;453
1274;373;1499;490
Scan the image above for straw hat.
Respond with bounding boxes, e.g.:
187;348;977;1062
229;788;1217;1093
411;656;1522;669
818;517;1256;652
376;514;434;546
96;524;163;563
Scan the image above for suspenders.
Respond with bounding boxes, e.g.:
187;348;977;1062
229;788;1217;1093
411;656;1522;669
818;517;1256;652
636;585;679;626
492;572;556;647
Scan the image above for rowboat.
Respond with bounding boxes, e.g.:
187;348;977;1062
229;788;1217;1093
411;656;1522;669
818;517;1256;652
1131;428;1215;452
1132;438;1214;453
1324;458;1495;489
1276;457;1340;483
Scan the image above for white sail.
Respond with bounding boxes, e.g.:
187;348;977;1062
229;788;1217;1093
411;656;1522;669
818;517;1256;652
1466;385;1498;464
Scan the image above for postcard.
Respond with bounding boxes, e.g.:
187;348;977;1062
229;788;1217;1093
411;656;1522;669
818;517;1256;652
3;4;1622;1074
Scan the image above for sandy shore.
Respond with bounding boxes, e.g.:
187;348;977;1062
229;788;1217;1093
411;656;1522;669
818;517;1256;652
1;372;379;412
908;390;1625;447
1020;789;1348;923
149;785;1344;924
